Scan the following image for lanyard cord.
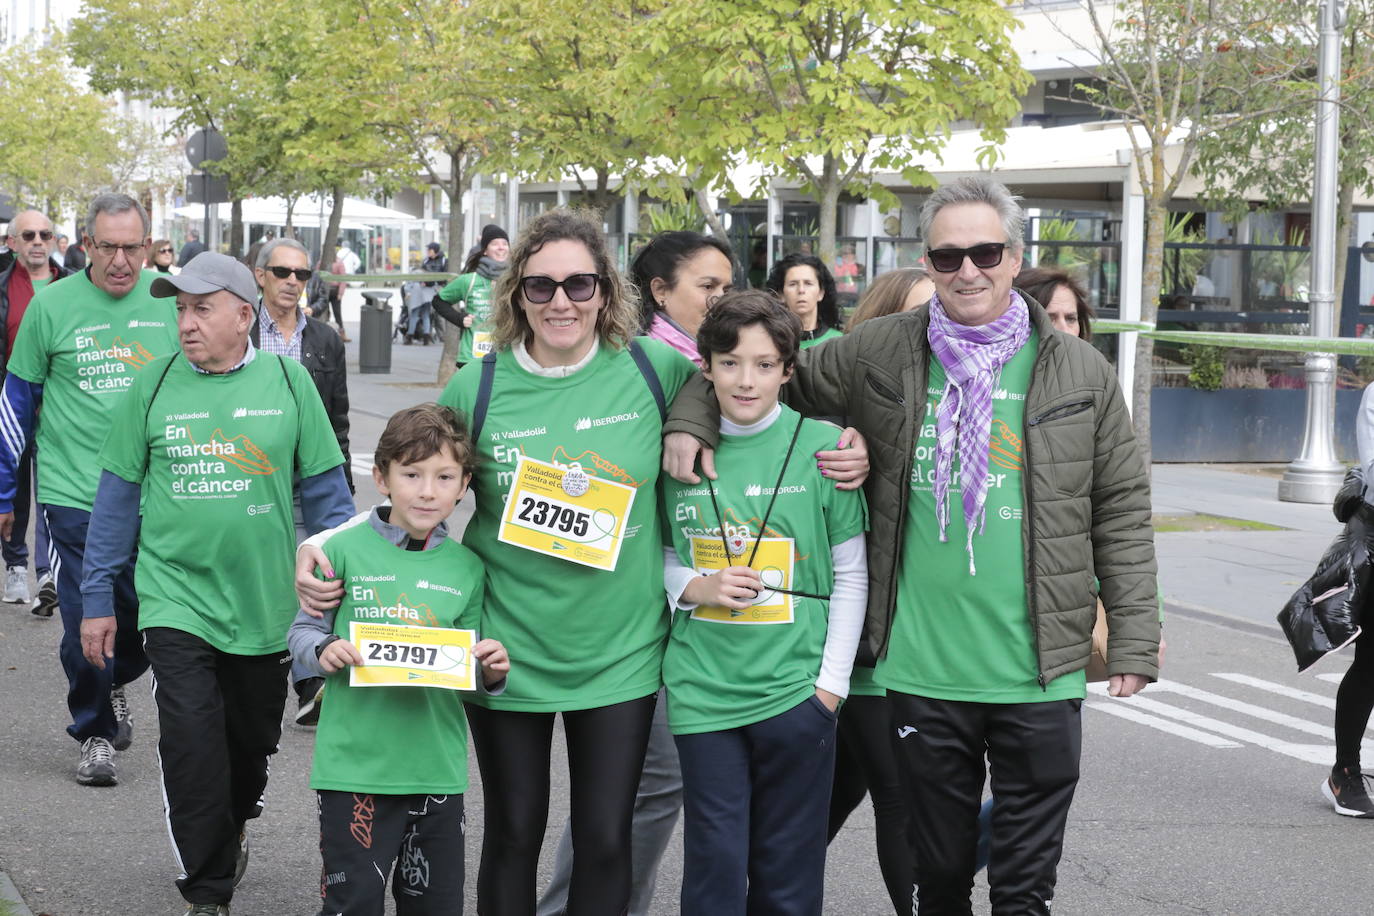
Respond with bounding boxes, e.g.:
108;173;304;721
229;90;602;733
704;415;829;602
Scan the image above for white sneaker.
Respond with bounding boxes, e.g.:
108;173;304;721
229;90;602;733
3;566;29;603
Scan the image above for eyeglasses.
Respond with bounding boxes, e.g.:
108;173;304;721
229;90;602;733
926;242;1007;273
93;241;147;259
157;247;174;254
17;230;54;242
520;273;602;304
267;265;312;281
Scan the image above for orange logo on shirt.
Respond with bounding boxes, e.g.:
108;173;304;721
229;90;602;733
550;446;646;488
185;428;278;475
108;336;156;370
720;507;811;562
989;420;1024;471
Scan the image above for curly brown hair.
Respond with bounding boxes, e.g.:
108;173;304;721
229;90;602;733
488;209;639;353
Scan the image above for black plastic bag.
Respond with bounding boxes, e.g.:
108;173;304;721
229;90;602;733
1278;509;1370;672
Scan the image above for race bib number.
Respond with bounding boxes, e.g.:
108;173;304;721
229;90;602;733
470;331;493;361
498;455;636;571
688;536;795;624
348;622;477;691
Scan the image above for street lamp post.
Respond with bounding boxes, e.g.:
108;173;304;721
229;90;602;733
1279;0;1349;504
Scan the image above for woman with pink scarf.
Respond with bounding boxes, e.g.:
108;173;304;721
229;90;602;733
632;232;735;364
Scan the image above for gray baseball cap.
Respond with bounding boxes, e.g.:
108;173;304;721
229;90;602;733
151;251;257;304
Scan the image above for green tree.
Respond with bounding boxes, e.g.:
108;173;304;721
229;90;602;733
641;0;1032;265
1054;0;1291;466
0;39;122;211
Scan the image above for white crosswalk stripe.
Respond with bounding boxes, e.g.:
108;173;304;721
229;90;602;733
1088;673;1374;766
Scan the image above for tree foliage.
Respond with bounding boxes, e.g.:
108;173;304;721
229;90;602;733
640;0;1031;263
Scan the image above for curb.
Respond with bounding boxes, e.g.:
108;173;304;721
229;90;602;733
0;872;35;916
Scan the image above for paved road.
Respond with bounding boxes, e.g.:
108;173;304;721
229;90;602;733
0;325;1362;914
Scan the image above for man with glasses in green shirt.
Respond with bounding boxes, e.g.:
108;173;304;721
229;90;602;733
0;193;179;788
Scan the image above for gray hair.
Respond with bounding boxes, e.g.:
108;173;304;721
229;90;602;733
256;238;310;269
918;176;1024;248
85;193;150;239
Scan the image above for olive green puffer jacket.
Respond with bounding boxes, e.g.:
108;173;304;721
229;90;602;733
664;296;1160;685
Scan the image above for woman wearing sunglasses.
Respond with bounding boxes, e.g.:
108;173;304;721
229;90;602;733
144;239;178;275
767;252;844;349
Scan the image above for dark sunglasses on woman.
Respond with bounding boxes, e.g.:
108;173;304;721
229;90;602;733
520;273;602;304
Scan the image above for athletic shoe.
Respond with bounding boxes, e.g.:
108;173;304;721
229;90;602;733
31;572;57;617
232;826;249;888
110;685;134;751
76;737;117;787
3;566;29;603
185;904;229;915
294;677;324;727
1323;766;1374;817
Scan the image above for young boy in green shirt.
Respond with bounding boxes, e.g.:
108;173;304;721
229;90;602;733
288;404;509;916
660;290;868;915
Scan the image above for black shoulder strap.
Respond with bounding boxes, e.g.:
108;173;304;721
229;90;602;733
471;350;499;441
628;338;666;424
141;357;179;433
276;354;296;397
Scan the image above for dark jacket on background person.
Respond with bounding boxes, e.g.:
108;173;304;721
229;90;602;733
0;257;72;376
250;312;353;493
177;239;206;268
663;295;1160;685
421;253;448;287
63;244;87;271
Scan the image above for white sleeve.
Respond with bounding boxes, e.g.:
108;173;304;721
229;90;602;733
664;546;701;611
1359;384;1374;503
816;534;868;698
298;508;371;552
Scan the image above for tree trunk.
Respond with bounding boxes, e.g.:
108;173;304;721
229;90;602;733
817;154;840;267
438;157;467;386
1334;179;1355;312
1131;198;1169;471
321;184;345;273
284;196;296;236
694;188;732;254
229;198;244;258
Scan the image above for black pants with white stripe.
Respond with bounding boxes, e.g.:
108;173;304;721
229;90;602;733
318;790;466;916
887;693;1082;916
144;627;289;905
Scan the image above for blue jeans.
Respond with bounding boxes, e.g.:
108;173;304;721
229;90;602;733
45;503;147;741
4;445;51;575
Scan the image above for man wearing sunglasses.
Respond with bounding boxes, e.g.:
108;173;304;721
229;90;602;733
250;238;354;726
0;211;67;615
664;175;1159;915
0;193;181;789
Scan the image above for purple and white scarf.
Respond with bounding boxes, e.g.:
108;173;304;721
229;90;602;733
926;291;1031;575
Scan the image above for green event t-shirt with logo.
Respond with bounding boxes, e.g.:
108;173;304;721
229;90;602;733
438;272;495;364
660;405;868;735
100;352;345;655
7;269;178;511
311;521;485;795
877;330;1087;703
439;338;696;712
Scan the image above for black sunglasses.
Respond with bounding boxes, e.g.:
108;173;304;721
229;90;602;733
267;265;312;281
156;247;174;254
520;273;602;304
926;242;1007;273
18;230;54;242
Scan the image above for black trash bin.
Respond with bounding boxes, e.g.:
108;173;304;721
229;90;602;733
358;291;394;374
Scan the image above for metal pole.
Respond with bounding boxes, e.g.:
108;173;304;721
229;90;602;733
1279;0;1349;503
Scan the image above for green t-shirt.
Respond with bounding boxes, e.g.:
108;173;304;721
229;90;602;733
660;406;868;734
800;326;844;350
8;269;179;511
439;338;696;711
311;522;485;795
438;272;495;364
847;665;884;698
30;277;49;291
100;352;345;654
877;331;1086;703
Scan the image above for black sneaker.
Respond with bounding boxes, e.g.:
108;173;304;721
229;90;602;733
31;572;57;617
1323;766;1374;817
232;825;249;888
110;684;133;751
77;736;117;786
294;677;324;727
185;903;229;915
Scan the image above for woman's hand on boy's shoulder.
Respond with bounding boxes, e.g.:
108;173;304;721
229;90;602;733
319;638;364;673
815;427;869;491
297;544;343;616
473;638;510;686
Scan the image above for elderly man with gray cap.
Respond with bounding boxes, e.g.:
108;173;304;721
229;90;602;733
0;193;179;788
79;252;354;916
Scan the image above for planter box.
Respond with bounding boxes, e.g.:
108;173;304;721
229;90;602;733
1150;388;1362;463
